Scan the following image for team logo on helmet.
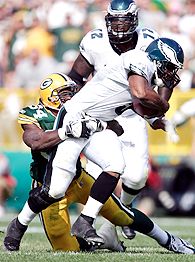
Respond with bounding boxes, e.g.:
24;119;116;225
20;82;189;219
107;0;137;15
157;39;183;68
39;73;78;110
146;37;184;88
40;78;53;90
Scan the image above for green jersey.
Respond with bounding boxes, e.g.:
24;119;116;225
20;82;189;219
18;103;56;183
18;102;82;183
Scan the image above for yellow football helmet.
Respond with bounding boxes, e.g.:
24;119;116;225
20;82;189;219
40;73;77;110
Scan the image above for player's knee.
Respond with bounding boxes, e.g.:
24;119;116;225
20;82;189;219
132;176;147;189
122;168;148;190
49;188;66;199
124;177;147;191
48;177;74;199
104;159;125;175
28;186;62;213
123;175;147;191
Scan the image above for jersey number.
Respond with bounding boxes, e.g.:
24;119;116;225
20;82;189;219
142;28;155;40
91;29;103;39
28;106;47;119
33;110;47;119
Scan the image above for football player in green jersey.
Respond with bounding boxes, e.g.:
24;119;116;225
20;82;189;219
4;73;195;254
17;72;126;252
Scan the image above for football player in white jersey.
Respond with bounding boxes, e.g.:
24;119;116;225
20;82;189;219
66;36;184;243
68;0;175;239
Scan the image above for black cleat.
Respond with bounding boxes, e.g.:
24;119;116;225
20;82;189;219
76;236;96;252
71;216;104;246
4;218;27;251
121;226;136;240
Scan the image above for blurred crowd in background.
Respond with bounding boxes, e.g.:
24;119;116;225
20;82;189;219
0;0;195;90
1;0;195;216
1;0;195;146
0;153;16;216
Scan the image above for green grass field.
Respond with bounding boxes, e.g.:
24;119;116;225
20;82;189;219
0;213;195;262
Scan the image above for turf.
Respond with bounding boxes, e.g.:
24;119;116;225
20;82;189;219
0;214;195;262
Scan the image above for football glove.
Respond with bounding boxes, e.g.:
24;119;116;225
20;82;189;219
67;120;91;139
85;116;107;133
164;119;180;143
58;111;107;140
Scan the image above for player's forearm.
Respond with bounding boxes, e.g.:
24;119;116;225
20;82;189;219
23;130;61;151
137;89;169;113
157;86;173;101
129;75;169;113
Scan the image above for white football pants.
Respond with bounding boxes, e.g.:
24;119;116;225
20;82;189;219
48;129;125;199
86;114;149;190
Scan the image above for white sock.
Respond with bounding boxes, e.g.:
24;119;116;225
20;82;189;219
81;196;103;219
18;202;37;226
147;223;168;245
120;190;136;206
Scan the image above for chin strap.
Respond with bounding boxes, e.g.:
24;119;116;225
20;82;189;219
153;60;164;88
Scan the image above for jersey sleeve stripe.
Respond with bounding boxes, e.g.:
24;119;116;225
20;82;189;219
18;114;40;127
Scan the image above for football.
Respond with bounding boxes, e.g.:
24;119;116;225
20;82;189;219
132;99;163;119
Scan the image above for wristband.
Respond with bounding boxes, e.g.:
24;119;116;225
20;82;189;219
145;116;164;125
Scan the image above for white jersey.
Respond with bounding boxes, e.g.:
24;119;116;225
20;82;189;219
80;26;159;74
64;49;155;121
75;26;158;189
79;26;159;117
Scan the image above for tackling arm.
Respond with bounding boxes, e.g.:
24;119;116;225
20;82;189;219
22;124;62;151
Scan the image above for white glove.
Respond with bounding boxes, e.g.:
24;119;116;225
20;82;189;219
58;112;90;139
58;111;106;140
164;119;180;143
85;116;107;133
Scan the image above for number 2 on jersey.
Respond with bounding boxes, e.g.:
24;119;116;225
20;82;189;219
91;29;103;39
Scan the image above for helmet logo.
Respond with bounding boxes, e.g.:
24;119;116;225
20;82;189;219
157;39;182;68
40;78;53;90
108;1;137;15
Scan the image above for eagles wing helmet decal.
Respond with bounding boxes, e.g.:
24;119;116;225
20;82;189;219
157;39;183;68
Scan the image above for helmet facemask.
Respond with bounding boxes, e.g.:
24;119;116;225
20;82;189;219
105;0;138;44
155;61;181;88
54;83;80;105
105;11;138;44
